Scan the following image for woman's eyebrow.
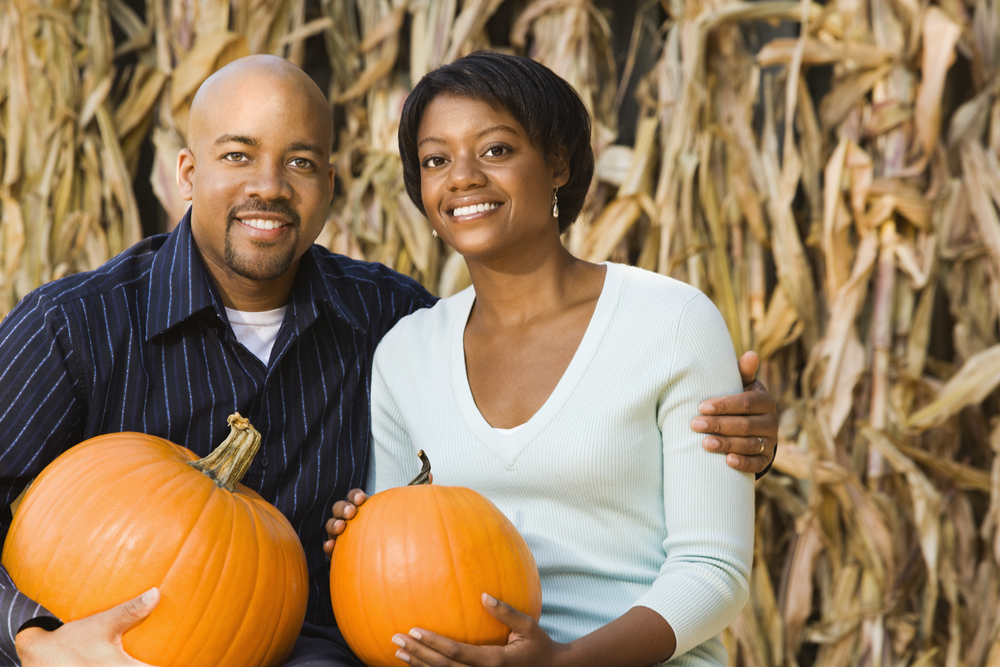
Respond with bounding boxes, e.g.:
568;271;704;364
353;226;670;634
417;125;521;149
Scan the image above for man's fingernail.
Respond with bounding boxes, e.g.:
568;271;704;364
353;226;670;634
483;593;498;607
727;454;740;466
699;402;715;414
703;438;721;450
692;418;709;430
392;634;406;647
141;588;158;604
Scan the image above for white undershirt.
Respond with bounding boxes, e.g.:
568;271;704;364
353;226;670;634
225;306;287;365
493;424;525;434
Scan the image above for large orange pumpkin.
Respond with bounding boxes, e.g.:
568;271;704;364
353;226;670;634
2;413;308;667
330;451;542;667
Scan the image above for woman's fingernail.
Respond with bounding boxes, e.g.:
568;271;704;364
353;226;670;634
395;650;410;663
483;593;498;607
141;588;158;604
409;629;422;640
392;634;406;647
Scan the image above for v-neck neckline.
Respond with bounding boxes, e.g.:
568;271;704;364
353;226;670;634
449;262;623;466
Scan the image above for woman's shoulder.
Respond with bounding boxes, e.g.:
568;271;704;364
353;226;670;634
376;285;475;355
607;262;712;315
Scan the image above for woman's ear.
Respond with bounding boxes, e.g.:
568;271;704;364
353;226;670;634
551;147;570;189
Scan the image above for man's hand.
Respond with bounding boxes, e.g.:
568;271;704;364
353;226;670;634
15;588;160;666
323;489;367;556
693;351;778;475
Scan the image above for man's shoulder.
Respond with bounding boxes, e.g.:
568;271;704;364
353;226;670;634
30;235;166;309
308;245;435;303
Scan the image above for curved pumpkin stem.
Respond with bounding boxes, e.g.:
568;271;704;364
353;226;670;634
190;413;262;491
407;450;431;486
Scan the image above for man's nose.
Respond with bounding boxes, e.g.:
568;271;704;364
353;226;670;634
245;160;293;200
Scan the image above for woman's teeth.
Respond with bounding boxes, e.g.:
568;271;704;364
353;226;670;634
451;202;498;217
242;219;282;230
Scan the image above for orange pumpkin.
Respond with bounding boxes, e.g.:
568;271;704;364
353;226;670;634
2;413;308;667
330;451;542;667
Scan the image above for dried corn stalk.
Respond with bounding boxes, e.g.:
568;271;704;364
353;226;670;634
4;0;1000;664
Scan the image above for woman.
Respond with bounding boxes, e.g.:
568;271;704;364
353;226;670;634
329;51;755;667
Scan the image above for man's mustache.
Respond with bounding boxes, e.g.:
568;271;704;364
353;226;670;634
227;200;300;226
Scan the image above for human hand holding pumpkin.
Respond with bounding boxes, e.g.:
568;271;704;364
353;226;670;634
389;592;565;667
15;588;161;666
323;488;367;556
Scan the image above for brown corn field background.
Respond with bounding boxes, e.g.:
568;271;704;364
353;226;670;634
2;0;1000;664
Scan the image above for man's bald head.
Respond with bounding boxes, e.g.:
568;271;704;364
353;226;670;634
188;55;333;155
175;54;338;311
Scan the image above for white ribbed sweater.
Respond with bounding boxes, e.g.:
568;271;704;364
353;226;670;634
367;263;754;666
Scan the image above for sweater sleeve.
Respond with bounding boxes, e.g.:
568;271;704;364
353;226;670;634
631;292;755;659
366;340;422;495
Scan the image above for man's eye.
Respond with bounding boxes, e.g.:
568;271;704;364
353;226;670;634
224;153;247;162
290;158;314;168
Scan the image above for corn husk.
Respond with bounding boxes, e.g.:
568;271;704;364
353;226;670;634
5;1;1000;664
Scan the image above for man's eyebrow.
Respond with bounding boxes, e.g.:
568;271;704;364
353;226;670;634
215;134;258;147
417;124;521;149
213;135;324;156
287;141;326;155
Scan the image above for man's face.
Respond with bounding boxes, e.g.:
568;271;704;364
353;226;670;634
177;64;335;303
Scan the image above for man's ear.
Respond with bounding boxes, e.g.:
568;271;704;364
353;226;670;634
176;148;195;202
327;165;336;203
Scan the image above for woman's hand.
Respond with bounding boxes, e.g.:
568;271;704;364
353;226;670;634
323;489;367;556
391;593;567;667
692;351;778;475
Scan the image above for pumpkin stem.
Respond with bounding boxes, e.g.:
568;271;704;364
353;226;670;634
407;450;432;486
190;413;262;491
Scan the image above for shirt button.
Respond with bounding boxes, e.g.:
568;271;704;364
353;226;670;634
260;456;270;468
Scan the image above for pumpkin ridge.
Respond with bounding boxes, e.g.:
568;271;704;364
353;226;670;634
8;438;175;576
149;482;238;665
206;493;264;667
431;487;473;643
28;453;201;617
362;492;392;660
465;490;499;641
233;493;303;667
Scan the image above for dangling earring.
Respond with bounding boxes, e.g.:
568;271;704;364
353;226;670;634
432;229;438;238
551;188;559;218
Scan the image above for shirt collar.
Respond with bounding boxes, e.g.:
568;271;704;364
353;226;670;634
146;209;362;340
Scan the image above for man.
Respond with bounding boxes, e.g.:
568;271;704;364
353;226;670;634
1;55;776;665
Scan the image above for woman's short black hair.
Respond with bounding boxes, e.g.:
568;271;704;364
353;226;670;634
398;50;594;234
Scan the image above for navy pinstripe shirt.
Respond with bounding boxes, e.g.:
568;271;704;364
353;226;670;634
0;211;436;659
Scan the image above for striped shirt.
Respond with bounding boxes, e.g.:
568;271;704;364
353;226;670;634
0;211;436;659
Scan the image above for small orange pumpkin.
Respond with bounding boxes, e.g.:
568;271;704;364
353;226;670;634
2;414;308;667
330;451;542;667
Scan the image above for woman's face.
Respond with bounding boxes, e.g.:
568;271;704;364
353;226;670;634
415;94;568;261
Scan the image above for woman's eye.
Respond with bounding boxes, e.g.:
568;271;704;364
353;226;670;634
484;145;508;157
422;156;445;168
